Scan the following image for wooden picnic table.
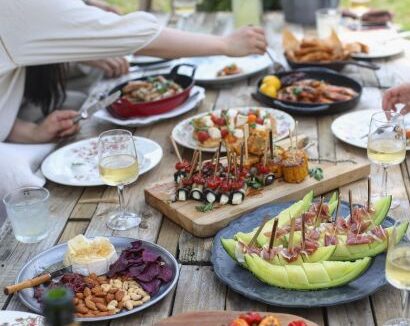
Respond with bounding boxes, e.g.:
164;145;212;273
1;11;410;326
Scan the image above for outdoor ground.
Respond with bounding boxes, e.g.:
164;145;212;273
107;0;410;30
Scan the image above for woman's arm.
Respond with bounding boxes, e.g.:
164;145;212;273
7;111;80;143
138;26;267;58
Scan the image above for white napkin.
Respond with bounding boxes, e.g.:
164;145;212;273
0;142;55;221
94;86;205;127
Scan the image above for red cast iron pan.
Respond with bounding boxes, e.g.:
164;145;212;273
108;64;196;118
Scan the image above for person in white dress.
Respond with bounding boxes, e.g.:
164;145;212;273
0;0;267;216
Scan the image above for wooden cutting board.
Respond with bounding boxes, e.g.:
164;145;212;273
145;136;370;237
154;311;318;326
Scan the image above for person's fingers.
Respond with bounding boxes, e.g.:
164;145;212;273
53;110;78;120
58;124;80;138
98;60;115;78
113;57;128;77
119;57;129;75
106;58;122;78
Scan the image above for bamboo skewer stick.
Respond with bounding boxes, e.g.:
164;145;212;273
334;193;341;222
239;141;244;172
367;176;372;211
315;196;324;227
288;215;296;251
214;141;222;176
268;218;279;250
269;129;274;159
188;151;199;179
301;213;306;250
249;217;269;248
349;189;353;219
244;124;249;162
295;121;299;152
233;153;238;179
170;136;183;163
263;139;269;166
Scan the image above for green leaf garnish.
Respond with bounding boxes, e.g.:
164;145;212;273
309;167;324;181
195;202;214;212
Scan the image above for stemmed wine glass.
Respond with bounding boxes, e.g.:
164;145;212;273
367;111;406;209
384;219;410;326
98;129;140;230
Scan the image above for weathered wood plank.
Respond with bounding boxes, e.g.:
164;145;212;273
172;265;226;314
58;221;89;243
327;298;375;326
157;218;182;258
225;289;268;312
70;187;107;220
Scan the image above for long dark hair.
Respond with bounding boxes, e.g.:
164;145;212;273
24;64;67;115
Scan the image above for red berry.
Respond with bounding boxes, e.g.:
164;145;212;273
256;117;264;124
221;129;229;138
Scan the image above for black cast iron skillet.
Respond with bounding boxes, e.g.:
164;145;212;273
285;54;380;72
252;67;362;116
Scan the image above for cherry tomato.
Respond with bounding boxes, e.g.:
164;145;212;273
182;178;193;186
197;131;210;143
256;117;264;125
259;315;281;326
175;160;190;171
288;320;307;326
238;312;262;325
211;114;226;126
231;179;245;190
192;174;205;185
206;177;221;189
220;181;232;192
257;163;270;174
229;319;249;326
221;129;229;138
248;114;257;124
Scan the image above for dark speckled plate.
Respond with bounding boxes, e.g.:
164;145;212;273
211;201;403;308
16;237;179;322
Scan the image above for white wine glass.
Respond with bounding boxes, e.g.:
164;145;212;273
98;129;140;230
367;111;406;209
385;220;410;326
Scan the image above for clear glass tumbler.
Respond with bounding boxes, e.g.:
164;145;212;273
3;187;50;243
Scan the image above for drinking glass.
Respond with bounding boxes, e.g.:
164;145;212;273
384;220;410;326
349;0;371;30
3;187;50;243
367;111;406;209
98;129;140;230
172;0;198;18
231;0;262;28
316;8;341;39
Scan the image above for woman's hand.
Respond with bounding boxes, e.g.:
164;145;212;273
34;110;80;142
223;26;268;56
83;57;129;78
383;83;410;115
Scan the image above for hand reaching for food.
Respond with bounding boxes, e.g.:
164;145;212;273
223;26;268;56
82;57;129;78
382;83;410;115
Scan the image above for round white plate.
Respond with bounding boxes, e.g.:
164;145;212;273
41;136;163;186
94;86;205;127
351;41;404;60
172;107;295;152
0;311;44;325
178;54;271;85
331;109;410;150
126;55;172;66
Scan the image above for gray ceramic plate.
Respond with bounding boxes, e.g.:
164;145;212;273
212;201;402;308
16;237;179;322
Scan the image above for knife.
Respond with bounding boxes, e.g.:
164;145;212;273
4;265;72;295
73;90;121;123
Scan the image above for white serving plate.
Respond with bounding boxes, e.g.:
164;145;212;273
41;136;162;186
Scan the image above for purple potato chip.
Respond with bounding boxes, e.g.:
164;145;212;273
107;257;129;277
158;266;173;282
139;279;161;295
136;263;160;282
142;249;160;263
127;265;146;278
131;240;143;250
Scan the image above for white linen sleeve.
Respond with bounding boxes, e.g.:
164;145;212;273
0;0;162;66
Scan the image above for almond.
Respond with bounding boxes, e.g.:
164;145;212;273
83;287;92;297
115;290;125;302
96;303;108;312
85;297;98;311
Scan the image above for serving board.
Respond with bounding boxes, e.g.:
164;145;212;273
154;311;317;326
145;134;370;237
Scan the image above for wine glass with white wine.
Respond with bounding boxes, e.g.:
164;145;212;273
98;129;140;231
367;111;406;209
385;220;410;326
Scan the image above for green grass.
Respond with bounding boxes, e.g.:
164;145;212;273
106;0;410;29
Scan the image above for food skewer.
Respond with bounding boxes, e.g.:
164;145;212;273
244;124;249;163
214;141;222;176
269;129;274;159
268;218;279;250
170;136;183;163
239;141;244;172
315;196;324;227
301;213;306;251
248;217;269;248
288;215;296;251
367;176;372;211
333;193;341;223
349;190;353;219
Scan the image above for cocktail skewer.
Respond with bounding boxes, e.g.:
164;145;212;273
268;218;279;250
248;217;269;248
367;176;371;211
170;136;183;163
288;214;296;251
